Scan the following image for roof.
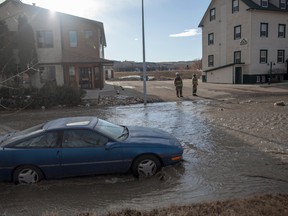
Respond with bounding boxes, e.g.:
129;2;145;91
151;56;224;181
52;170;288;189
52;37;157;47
198;0;288;27
0;0;107;46
0;0;16;7
241;0;288;11
43;116;99;130
61;55;114;65
204;63;245;73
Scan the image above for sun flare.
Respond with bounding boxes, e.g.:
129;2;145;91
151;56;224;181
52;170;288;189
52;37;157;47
22;0;106;18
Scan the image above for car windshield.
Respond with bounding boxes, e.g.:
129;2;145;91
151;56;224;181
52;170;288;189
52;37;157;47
0;124;45;147
94;119;129;141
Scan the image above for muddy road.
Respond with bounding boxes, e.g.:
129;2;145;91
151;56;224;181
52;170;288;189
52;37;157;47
1;99;288;215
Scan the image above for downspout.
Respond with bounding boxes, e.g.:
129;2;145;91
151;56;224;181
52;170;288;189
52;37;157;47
286;59;288;75
233;65;235;84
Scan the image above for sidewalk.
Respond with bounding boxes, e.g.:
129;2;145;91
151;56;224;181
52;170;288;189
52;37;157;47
83;82;116;100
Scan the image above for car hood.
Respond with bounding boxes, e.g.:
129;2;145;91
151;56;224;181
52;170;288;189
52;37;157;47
126;126;181;147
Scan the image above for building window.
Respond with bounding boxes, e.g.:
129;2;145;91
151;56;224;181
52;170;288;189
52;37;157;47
234;51;241;63
232;0;239;13
208;55;214;67
279;0;287;9
85;30;93;39
69;66;76;82
234;25;241;40
210;8;216;21
69;31;77;47
262;76;266;83
37;31;53;48
278;24;286;38
40;66;56;83
260;50;268;64
260;23;268;37
84;30;94;48
261;0;268;7
277;50;285;63
208;33;214;45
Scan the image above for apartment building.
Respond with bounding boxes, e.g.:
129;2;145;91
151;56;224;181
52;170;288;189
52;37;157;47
199;0;288;84
0;0;112;89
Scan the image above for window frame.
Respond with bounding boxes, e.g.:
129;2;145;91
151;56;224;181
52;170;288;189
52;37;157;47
40;66;56;83
208;33;214;45
260;23;269;37
232;0;239;13
234;51;241;63
260;49;268;64
69;31;78;47
12;131;59;148
37;31;53;48
261;0;269;7
279;0;287;9
278;24;286;38
277;50;285;63
84;30;93;48
69;66;76;82
210;8;216;21
234;25;242;40
208;55;214;67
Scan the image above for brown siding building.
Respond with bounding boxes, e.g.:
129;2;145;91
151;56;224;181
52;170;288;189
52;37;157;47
0;0;113;89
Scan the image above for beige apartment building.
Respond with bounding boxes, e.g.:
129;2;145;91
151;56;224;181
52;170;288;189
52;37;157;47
0;0;112;89
199;0;288;84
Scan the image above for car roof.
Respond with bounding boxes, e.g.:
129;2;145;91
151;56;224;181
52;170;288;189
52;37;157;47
43;116;99;130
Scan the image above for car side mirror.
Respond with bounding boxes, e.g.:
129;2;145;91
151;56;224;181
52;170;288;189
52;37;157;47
105;142;115;150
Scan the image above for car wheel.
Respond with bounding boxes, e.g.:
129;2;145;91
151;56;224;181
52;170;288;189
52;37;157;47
13;166;43;184
132;155;161;178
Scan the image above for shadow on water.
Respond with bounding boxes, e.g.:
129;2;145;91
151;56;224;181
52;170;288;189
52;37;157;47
0;101;288;215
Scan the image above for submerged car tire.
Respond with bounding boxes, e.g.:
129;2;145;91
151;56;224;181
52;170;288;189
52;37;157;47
13;165;44;184
132;155;161;178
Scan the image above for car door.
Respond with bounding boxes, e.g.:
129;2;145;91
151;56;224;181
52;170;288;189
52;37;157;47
6;131;62;179
59;129;125;178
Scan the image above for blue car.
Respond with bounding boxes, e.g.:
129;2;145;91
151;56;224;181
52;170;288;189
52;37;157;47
0;116;183;184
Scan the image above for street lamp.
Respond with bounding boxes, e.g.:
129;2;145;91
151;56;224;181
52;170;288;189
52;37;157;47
267;61;275;85
142;0;147;105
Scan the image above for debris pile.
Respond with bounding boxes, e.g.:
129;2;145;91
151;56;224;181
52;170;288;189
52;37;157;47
84;95;162;107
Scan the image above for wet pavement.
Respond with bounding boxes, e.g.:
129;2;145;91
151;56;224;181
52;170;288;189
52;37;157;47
0;101;288;215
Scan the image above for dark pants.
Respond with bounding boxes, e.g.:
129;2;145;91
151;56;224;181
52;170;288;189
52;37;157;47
193;85;197;95
176;87;182;97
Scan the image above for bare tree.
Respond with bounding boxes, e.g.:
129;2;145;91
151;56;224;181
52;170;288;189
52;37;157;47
191;59;202;71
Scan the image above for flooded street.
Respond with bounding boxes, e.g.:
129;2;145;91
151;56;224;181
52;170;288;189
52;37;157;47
1;101;288;215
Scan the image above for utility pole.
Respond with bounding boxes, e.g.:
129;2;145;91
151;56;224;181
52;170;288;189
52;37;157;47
142;0;147;105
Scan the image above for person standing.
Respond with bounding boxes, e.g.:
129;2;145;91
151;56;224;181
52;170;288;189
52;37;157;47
174;72;183;97
192;73;198;96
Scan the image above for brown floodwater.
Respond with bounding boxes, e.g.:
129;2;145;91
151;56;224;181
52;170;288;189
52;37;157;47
0;101;287;215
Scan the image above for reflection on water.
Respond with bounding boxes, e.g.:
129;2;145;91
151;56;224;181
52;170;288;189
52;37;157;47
1;101;288;215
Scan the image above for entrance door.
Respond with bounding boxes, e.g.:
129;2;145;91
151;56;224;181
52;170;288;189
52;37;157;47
235;67;242;84
94;67;101;89
79;67;92;89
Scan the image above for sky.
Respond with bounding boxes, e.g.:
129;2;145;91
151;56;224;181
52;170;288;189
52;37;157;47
1;0;211;62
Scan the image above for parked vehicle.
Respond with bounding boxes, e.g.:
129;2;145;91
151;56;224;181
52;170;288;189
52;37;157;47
0;116;183;184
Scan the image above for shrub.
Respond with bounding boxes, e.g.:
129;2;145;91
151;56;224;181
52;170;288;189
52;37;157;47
0;84;84;110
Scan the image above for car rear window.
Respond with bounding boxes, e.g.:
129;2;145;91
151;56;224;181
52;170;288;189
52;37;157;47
0;124;45;146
